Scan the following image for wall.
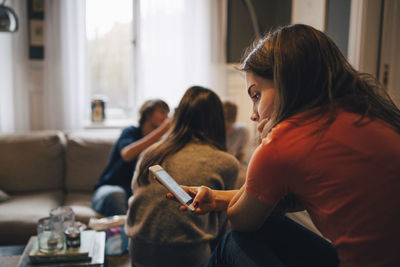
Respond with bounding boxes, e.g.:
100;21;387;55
325;0;351;57
28;62;45;130
226;0;292;63
291;0;326;30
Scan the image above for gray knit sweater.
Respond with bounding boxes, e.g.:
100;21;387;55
125;141;239;245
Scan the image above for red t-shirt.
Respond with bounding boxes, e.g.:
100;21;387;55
246;110;400;267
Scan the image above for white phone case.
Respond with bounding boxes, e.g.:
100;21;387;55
149;165;195;211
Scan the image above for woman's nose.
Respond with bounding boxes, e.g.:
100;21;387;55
250;113;259;122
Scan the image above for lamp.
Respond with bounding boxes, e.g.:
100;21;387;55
0;0;18;33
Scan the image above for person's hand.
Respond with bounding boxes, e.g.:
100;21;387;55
166;185;216;214
158;117;172;134
152;117;172;138
257;118;269;134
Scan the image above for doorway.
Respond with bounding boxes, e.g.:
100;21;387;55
378;0;400;106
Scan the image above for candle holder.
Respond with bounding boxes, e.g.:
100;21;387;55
65;226;81;250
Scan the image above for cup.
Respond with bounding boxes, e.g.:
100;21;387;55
65;226;81;250
37;217;63;253
50;206;75;249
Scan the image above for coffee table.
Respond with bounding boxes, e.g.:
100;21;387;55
0;235;130;267
0;244;26;267
0;253;130;267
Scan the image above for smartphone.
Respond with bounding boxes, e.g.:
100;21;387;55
149;165;195;212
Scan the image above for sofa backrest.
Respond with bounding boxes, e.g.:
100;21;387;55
65;130;119;193
0;131;65;193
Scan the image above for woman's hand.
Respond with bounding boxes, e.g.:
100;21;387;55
257;118;269;133
166;186;216;214
166;186;238;214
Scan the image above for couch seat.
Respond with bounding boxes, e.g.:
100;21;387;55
0;191;63;245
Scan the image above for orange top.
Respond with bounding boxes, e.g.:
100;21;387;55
246;110;400;267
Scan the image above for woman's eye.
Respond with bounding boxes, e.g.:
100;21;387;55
251;92;260;100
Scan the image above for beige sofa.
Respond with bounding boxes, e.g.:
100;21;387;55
0;129;322;247
0;130;120;245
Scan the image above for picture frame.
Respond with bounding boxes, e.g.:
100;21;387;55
29;19;44;46
27;0;45;60
32;0;44;13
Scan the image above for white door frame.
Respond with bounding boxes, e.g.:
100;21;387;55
378;0;400;105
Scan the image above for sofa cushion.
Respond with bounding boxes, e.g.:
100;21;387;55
65;130;119;193
64;192;102;224
0;190;63;245
0;131;65;193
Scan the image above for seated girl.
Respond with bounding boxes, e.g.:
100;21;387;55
125;86;239;267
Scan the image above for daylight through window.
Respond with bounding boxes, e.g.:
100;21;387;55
86;0;133;122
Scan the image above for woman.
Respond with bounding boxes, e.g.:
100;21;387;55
125;86;239;267
172;24;400;266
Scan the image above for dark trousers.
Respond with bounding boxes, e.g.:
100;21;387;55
92;185;128;217
205;214;339;267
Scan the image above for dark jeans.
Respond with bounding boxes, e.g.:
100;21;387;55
205;214;339;267
92;185;128;217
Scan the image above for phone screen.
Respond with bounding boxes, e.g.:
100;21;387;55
156;169;192;204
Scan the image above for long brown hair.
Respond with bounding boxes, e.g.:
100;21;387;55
241;24;400;136
136;86;226;186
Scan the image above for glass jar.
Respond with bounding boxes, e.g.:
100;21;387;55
49;206;75;250
37;217;63;253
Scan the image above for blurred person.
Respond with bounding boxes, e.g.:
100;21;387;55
223;101;250;165
92;99;171;217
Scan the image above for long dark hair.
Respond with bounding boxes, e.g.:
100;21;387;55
241;24;400;136
136;86;226;186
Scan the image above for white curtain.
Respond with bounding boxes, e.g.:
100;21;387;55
136;0;227;109
43;0;86;130
0;1;30;133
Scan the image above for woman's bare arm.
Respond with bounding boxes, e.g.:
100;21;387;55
227;187;275;232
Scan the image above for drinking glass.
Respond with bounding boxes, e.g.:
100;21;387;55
37;217;63;253
50;206;75;249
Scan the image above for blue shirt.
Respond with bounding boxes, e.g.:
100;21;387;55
94;126;143;196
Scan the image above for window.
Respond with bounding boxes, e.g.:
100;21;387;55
84;0;224;127
136;0;225;109
86;0;134;123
